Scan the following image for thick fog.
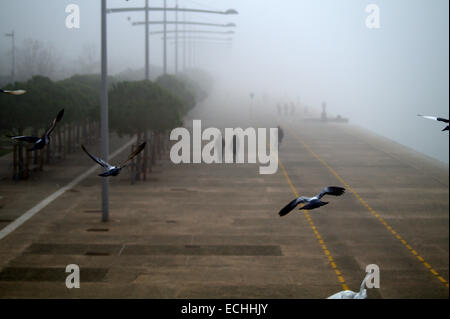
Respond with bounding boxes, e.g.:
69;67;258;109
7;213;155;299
0;0;448;163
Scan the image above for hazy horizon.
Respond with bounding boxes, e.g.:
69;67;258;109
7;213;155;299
0;0;448;163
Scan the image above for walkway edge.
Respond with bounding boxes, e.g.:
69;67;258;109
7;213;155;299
0;136;137;241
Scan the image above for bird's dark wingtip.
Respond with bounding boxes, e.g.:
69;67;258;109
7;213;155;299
56;109;65;121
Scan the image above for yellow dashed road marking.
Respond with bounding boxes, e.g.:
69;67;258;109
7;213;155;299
286;124;449;289
278;158;349;290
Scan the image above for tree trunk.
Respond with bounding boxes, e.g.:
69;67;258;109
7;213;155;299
33;128;38;165
13;144;18;180
151;131;157;165
147;131;153;173
76;124;80;146
135;131;142;181
130;144;136;185
39;148;44;171
157;132;162;160
62;124;66;160
46;138;51;164
83;120;88;145
58;128;62;160
24;149;30;179
18;128;25;179
68;124;72;153
142;130;148;181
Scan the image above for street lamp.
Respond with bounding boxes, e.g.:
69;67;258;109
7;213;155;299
100;0;109;222
132;20;236;73
123;6;238;75
150;30;235;35
5;31;15;84
162;36;233;41
153;30;234;70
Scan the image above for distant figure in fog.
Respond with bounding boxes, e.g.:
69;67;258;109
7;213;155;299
231;135;239;162
277;125;284;146
321;102;327;122
221;136;225;161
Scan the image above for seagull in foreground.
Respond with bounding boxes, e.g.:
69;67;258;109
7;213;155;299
0;89;26;95
9;109;64;151
327;272;371;299
417;115;449;131
278;186;346;216
82;142;146;177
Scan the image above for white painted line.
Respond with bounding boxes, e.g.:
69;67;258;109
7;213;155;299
0;137;137;241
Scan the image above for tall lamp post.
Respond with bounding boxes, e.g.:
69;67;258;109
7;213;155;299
100;0;109;222
5;31;15;84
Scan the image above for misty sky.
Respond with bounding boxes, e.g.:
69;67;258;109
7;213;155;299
0;0;448;163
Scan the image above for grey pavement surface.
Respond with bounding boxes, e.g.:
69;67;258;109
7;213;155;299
0;99;448;298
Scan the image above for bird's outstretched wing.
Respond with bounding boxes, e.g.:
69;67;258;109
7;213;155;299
81;145;111;168
418;114;438;121
44;109;64;137
119;142;146;168
0;89;26;95
317;186;345;199
418;114;449;123
279;197;308;217
10;136;40;143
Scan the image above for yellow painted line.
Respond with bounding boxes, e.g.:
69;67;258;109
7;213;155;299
278;158;349;290
286;125;449;289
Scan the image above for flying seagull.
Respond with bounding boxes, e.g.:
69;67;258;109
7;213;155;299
417;114;449;131
9;109;64;151
278;186;345;216
327;272;371;299
0;89;26;95
82;142;146;177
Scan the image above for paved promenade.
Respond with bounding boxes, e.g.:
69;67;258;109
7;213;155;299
0;98;447;298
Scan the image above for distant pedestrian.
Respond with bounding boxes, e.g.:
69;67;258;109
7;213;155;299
231;135;239;162
277;125;284;146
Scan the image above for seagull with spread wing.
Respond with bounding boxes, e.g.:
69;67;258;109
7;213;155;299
82;142;146;177
327;272;371;299
0;89;26;95
417;115;449;131
9;109;64;151
278;186;346;216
